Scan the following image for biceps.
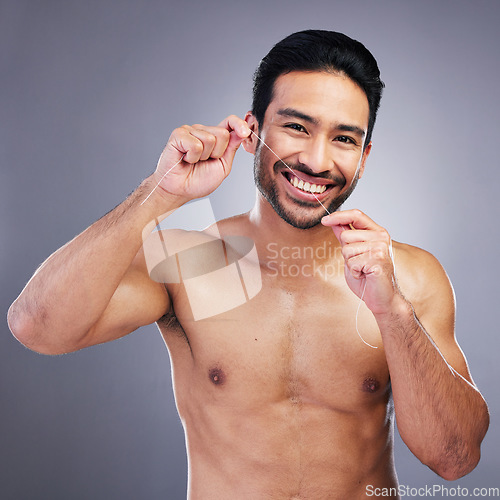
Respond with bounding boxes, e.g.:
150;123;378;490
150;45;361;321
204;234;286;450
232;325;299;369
83;256;171;348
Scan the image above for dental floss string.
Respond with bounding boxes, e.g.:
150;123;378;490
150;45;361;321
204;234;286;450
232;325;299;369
250;130;331;214
140;154;186;205
251;130;376;349
355;280;377;349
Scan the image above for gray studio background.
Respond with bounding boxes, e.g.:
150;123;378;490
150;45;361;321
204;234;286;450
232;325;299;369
1;0;499;498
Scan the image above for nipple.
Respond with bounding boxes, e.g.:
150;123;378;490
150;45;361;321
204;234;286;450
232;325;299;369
208;367;225;386
362;377;380;393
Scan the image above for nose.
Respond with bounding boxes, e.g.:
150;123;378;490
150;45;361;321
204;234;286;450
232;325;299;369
297;135;331;174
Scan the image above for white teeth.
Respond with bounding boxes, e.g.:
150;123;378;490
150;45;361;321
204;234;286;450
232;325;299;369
287;174;327;194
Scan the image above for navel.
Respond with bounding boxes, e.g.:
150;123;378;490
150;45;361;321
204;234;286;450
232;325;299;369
208;367;225;386
362;377;380;393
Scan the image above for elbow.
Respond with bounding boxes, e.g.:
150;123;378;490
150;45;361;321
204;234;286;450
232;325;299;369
409;400;490;482
435;410;490;480
7;301;65;355
430;453;481;481
426;442;483;481
8;301;36;348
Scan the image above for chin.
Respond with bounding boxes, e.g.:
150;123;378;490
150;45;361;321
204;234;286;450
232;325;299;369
254;158;358;230
259;187;337;229
276;210;326;230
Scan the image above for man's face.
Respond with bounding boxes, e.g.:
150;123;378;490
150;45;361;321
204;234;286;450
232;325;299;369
250;71;371;229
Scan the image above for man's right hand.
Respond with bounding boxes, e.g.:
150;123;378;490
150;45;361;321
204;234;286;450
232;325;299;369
153;115;251;203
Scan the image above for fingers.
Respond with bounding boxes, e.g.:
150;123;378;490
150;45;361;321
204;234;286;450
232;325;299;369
169;115;250;165
341;240;391;268
322;208;388;246
218;115;251;166
218;114;251;139
323;209;392;281
344;253;369;280
321;209;382;231
191;125;230;161
339;227;391;246
171;125;227;164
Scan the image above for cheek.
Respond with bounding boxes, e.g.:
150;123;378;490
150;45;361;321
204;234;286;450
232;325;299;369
257;145;281;173
333;146;361;162
265;132;303;160
334;149;364;176
254;148;275;184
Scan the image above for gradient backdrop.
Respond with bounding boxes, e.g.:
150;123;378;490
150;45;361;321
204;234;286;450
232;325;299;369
2;0;499;498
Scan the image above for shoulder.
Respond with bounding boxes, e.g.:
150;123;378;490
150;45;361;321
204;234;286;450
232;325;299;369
144;213;253;282
391;241;455;321
392;241;449;282
209;212;252;237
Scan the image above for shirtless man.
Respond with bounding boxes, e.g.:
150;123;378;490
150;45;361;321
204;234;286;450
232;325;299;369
8;30;489;498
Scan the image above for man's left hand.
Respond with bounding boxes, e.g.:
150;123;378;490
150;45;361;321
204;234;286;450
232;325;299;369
321;209;402;315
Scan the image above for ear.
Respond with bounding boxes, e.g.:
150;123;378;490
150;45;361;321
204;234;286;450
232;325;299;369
242;112;259;155
357;141;372;180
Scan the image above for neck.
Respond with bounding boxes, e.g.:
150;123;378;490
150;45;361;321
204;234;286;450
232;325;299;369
247;190;341;261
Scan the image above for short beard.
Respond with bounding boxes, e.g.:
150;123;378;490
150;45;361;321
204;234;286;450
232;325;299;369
254;153;359;230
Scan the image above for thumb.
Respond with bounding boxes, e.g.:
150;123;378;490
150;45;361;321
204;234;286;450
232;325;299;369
331;224;344;243
222;129;247;166
322;215;350;244
218;115;251;167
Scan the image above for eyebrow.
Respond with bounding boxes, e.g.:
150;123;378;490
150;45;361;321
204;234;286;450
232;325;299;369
277;108;318;125
276;107;366;138
337;123;366;138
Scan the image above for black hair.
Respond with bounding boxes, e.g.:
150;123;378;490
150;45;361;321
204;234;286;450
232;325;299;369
252;30;384;147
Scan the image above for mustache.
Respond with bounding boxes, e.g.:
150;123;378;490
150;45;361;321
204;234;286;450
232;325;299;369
273;160;346;186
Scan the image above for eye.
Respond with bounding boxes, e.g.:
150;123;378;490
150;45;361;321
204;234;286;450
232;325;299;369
284;123;307;133
335;135;356;145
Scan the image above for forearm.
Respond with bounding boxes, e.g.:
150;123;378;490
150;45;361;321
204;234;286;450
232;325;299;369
8;176;180;351
375;297;489;479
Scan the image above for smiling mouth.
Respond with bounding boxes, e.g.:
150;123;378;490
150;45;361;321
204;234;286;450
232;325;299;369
283;171;333;195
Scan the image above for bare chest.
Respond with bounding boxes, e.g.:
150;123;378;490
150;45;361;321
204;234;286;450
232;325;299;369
162;272;390;412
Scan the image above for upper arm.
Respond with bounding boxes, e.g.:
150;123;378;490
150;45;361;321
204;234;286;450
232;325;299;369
83;227;235;350
396;245;474;385
83;247;171;349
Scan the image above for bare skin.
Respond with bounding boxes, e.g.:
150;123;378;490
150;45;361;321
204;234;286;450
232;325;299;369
8;71;489;499
159;216;398;499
